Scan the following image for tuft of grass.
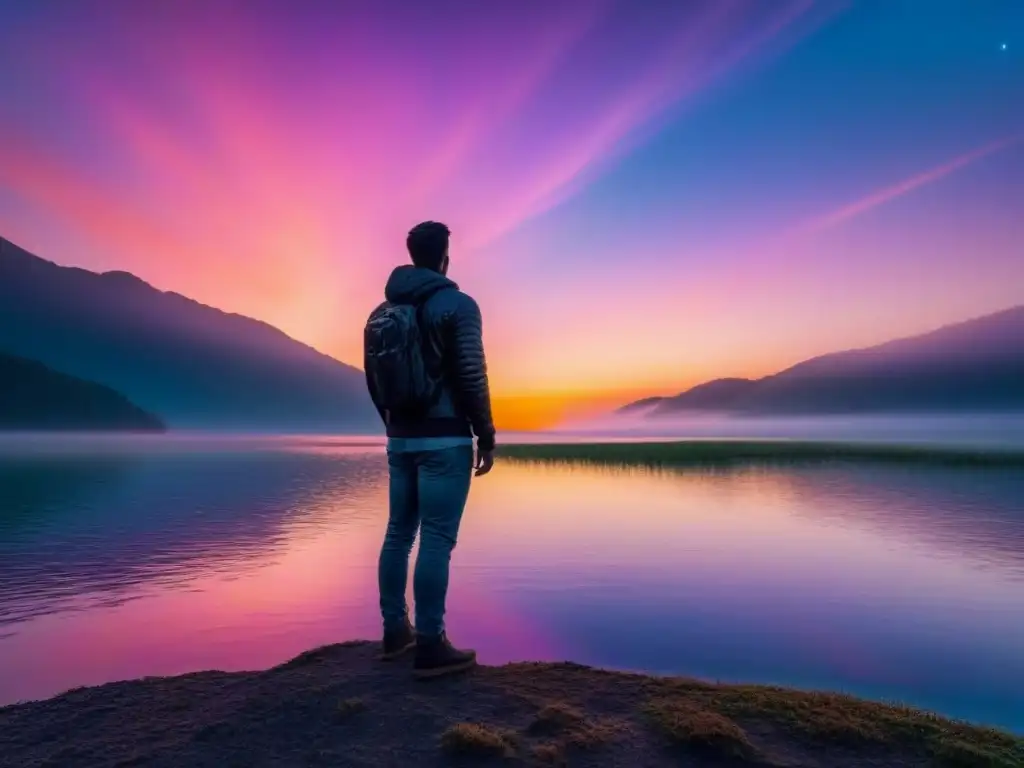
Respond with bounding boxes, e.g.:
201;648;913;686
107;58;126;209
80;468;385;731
530;742;566;765
645;697;756;759
933;736;1024;768
337;697;366;718
491;661;1022;766
564;718;628;750
529;702;585;734
441;722;518;758
527;701;627;753
716;685;1018;746
647;680;1024;768
498;439;1024;469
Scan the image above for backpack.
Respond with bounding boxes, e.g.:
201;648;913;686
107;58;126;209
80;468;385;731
363;301;440;419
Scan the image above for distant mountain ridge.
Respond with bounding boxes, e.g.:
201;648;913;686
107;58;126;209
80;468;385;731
0;351;165;431
0;236;378;431
622;306;1024;417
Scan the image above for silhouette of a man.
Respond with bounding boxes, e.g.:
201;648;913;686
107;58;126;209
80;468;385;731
363;221;496;678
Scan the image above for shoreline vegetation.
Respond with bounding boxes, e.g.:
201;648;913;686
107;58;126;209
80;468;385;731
1;642;1020;767
497;439;1024;468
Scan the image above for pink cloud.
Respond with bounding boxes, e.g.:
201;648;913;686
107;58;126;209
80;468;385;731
0;1;832;368
793;132;1024;236
458;0;831;249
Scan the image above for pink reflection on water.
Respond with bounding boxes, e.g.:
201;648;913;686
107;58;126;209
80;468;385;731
0;444;1022;734
0;506;381;700
0;447;561;703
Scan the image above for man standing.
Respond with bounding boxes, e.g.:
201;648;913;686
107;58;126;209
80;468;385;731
363;221;496;678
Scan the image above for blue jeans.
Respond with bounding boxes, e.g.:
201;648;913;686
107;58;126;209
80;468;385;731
379;445;474;637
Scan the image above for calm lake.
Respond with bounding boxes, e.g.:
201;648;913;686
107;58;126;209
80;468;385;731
1;432;1022;733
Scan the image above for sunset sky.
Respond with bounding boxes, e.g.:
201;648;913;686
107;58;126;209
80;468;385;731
1;0;1021;429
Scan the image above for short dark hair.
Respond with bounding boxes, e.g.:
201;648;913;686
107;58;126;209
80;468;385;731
406;221;450;270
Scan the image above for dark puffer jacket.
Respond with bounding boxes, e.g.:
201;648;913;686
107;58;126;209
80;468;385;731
364;265;496;451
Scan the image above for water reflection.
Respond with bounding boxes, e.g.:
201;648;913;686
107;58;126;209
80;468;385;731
0;443;1021;734
481;460;1024;731
0;452;387;625
499;459;1024;574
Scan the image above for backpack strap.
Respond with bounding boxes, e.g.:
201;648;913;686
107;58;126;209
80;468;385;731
411;291;449;412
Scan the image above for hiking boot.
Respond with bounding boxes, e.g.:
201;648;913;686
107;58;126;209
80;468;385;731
380;618;416;660
413;633;477;679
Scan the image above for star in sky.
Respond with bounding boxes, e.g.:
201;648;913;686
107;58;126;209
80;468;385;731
1001;42;1008;51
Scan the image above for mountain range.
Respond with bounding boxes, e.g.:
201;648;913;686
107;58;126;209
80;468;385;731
621;306;1024;417
0;236;378;431
0;351;165;431
4;233;1021;431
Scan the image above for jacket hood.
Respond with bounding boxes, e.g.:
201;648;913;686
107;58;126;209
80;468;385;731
384;265;458;305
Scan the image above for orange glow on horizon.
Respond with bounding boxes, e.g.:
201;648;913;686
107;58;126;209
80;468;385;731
493;384;708;430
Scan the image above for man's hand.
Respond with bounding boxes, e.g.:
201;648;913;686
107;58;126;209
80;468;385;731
474;449;494;477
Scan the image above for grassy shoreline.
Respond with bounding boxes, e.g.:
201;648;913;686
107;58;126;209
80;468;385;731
1;642;1020;767
497;439;1024;468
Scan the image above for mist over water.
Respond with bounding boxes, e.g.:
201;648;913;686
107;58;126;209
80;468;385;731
2;413;1023;457
551;411;1024;448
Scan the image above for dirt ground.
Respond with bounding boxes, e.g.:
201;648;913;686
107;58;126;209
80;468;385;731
1;641;1020;767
